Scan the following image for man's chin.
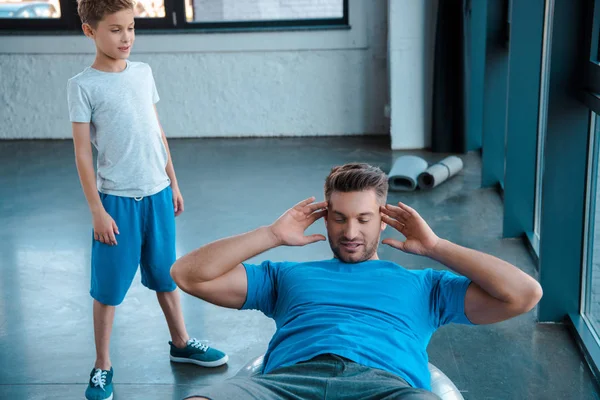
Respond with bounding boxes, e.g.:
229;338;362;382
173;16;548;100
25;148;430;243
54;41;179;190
335;251;368;264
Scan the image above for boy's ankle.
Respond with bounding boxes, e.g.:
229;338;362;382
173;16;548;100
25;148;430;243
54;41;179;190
171;339;188;349
94;360;112;371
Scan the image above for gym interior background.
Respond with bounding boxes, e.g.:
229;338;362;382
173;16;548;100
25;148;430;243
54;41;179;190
1;0;600;398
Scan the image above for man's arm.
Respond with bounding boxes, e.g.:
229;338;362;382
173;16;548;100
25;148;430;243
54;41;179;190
428;240;542;324
381;202;543;325
72;122;119;246
171;197;327;309
171;227;279;309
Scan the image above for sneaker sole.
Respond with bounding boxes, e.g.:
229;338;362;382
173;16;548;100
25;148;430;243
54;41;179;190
170;354;229;367
85;394;112;400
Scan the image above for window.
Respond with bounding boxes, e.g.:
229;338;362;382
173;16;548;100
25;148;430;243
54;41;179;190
0;0;348;32
135;0;165;18
583;113;600;340
186;0;344;24
0;0;61;19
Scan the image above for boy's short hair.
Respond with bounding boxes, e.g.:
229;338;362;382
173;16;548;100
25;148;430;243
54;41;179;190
324;163;388;205
77;0;135;27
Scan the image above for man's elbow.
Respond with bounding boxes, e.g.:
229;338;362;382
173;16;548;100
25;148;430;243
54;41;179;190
516;280;543;314
170;260;189;291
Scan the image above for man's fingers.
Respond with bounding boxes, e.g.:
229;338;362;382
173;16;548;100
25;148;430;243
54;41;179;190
294;197;316;209
94;232;99;242
112;221;120;235
306;201;327;213
381;214;406;233
381;205;409;222
307;209;327;223
382;238;405;251
304;234;326;244
396;202;416;215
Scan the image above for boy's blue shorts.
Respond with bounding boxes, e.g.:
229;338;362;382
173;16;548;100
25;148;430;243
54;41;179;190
91;186;177;306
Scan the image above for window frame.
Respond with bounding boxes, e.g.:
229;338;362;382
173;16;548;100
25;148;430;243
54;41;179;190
0;0;349;34
0;0;78;31
565;0;600;386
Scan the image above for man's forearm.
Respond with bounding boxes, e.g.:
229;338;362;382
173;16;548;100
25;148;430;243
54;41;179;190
173;226;280;283
428;239;540;304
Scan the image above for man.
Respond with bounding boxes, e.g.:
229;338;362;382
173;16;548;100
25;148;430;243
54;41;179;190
171;163;543;400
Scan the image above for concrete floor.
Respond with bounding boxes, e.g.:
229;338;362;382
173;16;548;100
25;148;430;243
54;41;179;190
0;136;598;400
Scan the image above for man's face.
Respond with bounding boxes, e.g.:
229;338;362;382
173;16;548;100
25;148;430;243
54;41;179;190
85;9;135;61
325;190;387;263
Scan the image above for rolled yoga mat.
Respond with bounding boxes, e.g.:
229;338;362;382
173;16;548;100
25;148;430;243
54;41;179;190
417;156;463;190
388;155;429;191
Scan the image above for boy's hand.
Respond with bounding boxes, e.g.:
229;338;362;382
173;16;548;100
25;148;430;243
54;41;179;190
173;187;184;217
93;210;119;246
268;197;327;246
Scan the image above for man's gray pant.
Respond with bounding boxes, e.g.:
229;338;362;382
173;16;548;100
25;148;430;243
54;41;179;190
186;354;441;400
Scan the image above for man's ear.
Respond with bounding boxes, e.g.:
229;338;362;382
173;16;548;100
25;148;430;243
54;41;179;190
323;212;328;228
380;213;387;232
82;23;95;38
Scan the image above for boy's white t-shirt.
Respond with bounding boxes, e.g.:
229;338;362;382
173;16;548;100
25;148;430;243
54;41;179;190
67;60;170;198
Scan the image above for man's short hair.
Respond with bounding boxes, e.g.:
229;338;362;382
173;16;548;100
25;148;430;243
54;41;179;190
77;0;134;27
324;163;388;204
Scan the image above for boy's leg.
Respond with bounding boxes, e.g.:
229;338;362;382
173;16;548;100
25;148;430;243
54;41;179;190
140;186;228;367
90;193;143;362
156;289;189;348
87;193;143;400
93;300;116;370
138;186;185;343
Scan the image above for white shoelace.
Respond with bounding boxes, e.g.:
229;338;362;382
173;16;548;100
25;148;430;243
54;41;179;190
91;369;107;390
188;338;209;352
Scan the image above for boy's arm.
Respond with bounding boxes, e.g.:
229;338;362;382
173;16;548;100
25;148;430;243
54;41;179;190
154;106;183;216
72;122;119;246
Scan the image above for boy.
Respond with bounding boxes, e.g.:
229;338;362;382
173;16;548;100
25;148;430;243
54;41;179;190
67;1;228;399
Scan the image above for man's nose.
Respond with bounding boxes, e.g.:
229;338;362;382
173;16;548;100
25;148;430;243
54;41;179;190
343;221;359;240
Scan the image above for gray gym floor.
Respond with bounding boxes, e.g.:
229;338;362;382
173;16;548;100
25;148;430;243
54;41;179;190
0;137;597;399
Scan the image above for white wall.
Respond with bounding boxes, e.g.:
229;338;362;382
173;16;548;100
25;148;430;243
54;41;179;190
0;0;389;140
388;0;438;150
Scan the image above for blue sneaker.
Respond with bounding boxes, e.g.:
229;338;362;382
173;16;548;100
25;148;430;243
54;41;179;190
85;367;113;400
169;338;228;367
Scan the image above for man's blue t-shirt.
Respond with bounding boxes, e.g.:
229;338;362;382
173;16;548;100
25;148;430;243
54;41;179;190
241;258;473;390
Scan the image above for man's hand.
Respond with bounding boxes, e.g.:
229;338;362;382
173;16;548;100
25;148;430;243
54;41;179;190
380;202;440;256
93;210;119;246
268;197;327;246
173;186;184;217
